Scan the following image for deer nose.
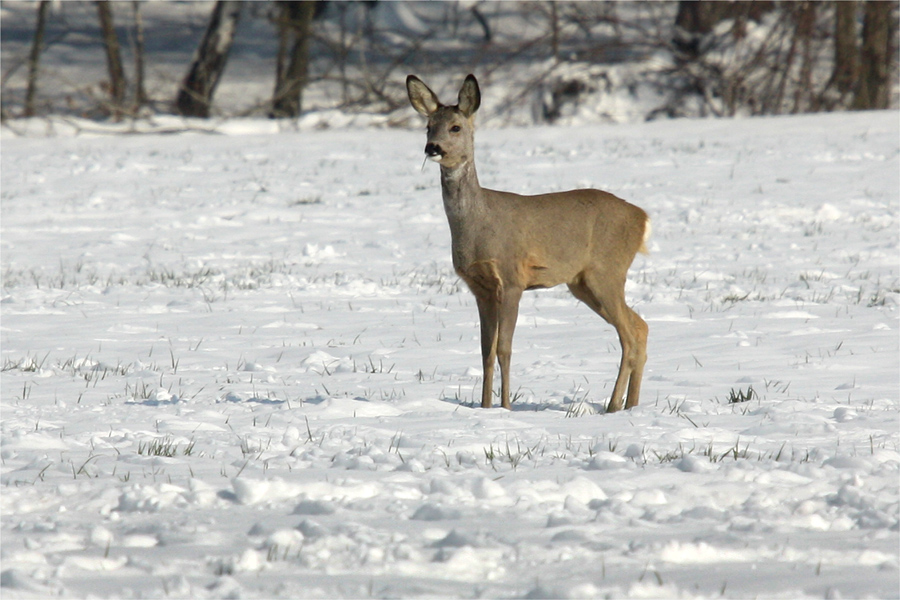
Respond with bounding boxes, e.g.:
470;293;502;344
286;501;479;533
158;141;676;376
424;143;443;158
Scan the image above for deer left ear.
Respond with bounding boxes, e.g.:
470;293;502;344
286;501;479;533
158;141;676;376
457;74;481;117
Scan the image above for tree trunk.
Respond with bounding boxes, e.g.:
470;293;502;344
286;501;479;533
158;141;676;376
673;0;714;58
24;0;49;118
675;0;718;35
270;1;315;119
176;0;243;118
792;1;816;113
337;2;349;105
132;1;147;111
854;1;895;109
674;1;775;58
97;0;127;120
832;1;859;97
548;1;558;60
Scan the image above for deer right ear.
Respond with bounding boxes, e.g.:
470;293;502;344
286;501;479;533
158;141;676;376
407;75;441;117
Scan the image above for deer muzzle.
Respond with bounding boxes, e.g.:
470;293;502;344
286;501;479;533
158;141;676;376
424;143;444;161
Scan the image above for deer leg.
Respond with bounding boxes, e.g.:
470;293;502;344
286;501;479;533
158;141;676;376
568;273;643;413
624;310;648;409
464;261;505;409
496;287;523;409
475;294;499;408
602;302;645;412
601;306;636;413
593;287;643;413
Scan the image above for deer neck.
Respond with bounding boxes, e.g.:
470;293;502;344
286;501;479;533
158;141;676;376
439;159;483;223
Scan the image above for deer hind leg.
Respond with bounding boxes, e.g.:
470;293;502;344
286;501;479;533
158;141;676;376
624;309;648;409
568;271;647;413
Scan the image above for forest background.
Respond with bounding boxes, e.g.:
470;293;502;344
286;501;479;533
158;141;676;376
1;1;897;130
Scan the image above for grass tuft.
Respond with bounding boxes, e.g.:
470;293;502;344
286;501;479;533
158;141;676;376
726;385;757;404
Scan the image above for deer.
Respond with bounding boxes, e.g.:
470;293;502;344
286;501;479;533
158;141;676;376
406;73;650;413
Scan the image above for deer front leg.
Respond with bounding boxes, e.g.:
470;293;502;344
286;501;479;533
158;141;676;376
464;260;504;409
475;294;499;408
496;287;522;409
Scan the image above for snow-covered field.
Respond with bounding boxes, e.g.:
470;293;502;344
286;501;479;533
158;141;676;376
1;109;898;599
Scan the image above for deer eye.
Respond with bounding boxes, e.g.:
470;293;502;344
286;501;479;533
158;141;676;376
450;125;461;133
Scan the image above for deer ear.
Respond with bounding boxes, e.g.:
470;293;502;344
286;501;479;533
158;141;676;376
407;75;441;117
457;74;481;117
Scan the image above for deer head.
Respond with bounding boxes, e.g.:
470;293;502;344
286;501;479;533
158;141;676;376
406;74;481;170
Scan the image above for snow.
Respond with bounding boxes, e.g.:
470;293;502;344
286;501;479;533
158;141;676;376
1;110;898;598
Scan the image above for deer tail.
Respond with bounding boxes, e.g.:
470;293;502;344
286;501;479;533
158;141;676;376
638;217;652;255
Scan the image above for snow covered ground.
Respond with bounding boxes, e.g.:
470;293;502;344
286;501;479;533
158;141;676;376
1;109;898;598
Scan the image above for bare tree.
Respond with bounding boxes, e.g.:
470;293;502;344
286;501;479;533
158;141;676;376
23;0;50;118
548;1;559;60
674;1;776;59
673;0;718;58
791;1;817;113
854;0;896;109
176;0;243;118
831;0;859;100
470;3;492;45
132;1;148;111
270;1;316;118
97;0;127;119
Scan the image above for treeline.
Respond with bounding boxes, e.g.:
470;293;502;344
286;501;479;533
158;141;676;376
20;0;323;119
668;0;897;116
6;1;898;123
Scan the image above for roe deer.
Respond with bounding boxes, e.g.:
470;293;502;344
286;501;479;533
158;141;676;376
407;74;650;412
